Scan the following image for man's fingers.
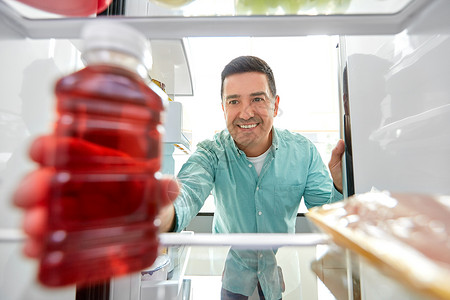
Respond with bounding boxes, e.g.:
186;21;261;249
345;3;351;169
23;237;45;258
328;139;345;194
23;207;47;238
13;168;52;208
29;135;54;164
329;139;345;169
29;135;133;167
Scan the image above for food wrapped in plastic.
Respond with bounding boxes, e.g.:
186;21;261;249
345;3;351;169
307;190;450;300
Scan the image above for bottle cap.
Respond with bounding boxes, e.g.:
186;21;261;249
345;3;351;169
81;20;152;70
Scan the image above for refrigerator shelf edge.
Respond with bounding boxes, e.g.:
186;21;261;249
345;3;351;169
159;232;330;248
0;0;434;39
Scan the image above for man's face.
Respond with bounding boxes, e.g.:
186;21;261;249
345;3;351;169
222;72;279;157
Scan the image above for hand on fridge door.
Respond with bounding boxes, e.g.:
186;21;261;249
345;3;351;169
13;135;179;279
328;139;345;194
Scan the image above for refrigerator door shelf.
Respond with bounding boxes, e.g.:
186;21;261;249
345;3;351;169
0;0;436;39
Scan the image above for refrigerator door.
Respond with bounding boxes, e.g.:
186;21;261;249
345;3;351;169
343;5;450;195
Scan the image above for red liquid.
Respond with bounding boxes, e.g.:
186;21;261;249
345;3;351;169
38;65;164;287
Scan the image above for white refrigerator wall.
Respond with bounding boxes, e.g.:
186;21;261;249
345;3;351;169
0;37;80;300
0;38;81;228
345;31;450;195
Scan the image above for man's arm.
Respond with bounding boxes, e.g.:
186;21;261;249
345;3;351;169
160;142;217;232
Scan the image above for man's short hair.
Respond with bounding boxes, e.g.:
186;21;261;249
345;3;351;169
221;56;277;101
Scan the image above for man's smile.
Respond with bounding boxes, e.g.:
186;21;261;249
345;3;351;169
237;123;258;129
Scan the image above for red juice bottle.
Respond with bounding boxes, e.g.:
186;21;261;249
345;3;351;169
37;21;168;287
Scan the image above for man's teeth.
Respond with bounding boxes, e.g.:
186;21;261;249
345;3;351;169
239;124;257;129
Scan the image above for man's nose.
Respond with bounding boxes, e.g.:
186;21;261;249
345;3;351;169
239;102;255;119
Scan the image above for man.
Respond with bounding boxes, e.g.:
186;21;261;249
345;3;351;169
158;56;345;299
15;56;344;298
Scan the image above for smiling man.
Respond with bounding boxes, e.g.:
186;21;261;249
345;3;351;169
159;56;345;299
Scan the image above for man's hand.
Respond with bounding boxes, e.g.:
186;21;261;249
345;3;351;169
13;135;179;259
328;139;345;194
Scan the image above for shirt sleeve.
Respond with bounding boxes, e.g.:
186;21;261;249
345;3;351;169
173;144;217;232
303;141;343;209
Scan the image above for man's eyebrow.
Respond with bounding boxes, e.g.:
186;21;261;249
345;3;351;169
225;94;240;100
225;91;269;100
250;91;269;97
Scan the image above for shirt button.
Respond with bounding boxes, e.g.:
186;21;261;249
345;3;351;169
256;186;259;191
248;164;252;168
259;254;263;258
258;211;262;216
257;271;261;275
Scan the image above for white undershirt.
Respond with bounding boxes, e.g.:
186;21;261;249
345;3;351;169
247;148;270;176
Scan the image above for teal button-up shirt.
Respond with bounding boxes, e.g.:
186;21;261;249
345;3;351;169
173;127;342;298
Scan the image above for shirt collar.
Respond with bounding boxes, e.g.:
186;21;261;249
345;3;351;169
271;127;279;151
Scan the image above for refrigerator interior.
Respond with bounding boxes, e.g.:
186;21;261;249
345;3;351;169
1;0;450;299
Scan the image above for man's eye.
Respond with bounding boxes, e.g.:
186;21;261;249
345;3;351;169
228;100;238;105
253;97;264;102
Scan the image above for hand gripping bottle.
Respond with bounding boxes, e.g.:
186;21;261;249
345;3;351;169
38;21;169;287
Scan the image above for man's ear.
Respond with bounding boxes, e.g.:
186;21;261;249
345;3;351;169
273;95;280;117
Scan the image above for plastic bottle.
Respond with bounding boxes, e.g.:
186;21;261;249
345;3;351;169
38;21;168;287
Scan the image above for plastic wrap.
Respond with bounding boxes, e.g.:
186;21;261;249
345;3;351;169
307;190;450;300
